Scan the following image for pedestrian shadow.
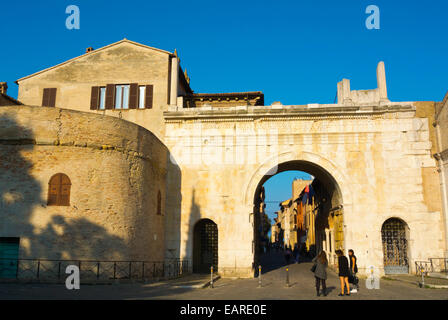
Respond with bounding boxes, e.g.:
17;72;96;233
325;286;336;294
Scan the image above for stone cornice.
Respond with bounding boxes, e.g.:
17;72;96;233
164;103;415;122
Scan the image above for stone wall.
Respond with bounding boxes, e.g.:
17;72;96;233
0;106;168;262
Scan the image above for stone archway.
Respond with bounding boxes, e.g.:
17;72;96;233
246;151;352;273
193;219;218;273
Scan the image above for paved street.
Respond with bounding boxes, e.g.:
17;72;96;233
1;253;448;300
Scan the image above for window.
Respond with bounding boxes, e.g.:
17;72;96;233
90;84;153;110
48;173;71;206
115;85;130;109
99;87;106;110
42;88;57;107
139;86;146;109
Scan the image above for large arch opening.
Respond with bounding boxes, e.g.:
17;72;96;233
193;219;218;274
252;160;345;274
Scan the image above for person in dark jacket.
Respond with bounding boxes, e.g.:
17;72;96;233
348;249;359;292
336;250;350;296
312;251;328;297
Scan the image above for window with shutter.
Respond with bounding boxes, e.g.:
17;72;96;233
48;173;71;206
145;85;153;109
90;86;100;110
42;88;57;107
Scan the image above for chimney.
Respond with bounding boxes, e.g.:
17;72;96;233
86;47;94;53
0;82;7;95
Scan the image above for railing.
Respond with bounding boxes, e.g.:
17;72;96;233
429;258;448;274
415;258;448;275
415;261;432;275
0;258;190;283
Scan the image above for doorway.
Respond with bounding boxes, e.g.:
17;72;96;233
193;219;218;273
382;218;409;274
0;237;20;279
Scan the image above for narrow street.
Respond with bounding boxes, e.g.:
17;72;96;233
1;252;448;300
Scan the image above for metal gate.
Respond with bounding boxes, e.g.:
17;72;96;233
381;218;409;274
193;219;218;273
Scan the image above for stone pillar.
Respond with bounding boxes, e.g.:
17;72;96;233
338;79;353;106
337;81;343;105
170;56;179;106
377;61;389;102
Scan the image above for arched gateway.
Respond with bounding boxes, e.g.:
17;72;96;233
248;155;349;270
193;219;218;273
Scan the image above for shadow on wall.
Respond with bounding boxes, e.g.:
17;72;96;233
187;189;202;272
164;152;182;261
0;114;129;261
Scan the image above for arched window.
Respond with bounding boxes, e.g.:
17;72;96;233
48;173;71;206
157;190;162;215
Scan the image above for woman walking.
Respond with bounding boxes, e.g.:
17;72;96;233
348;249;359;293
336;250;350;296
312;251;328;297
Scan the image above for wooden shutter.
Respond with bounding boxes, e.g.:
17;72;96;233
145;85;153;109
42;88;50;107
42;88;57;107
129;83;139;109
48;173;71;206
105;84;115;109
90;86;100;110
48;183;59;205
59;174;71;206
48;88;57;107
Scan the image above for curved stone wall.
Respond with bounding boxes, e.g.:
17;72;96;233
0;106;168;261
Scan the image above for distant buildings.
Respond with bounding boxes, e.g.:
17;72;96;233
272;178;344;266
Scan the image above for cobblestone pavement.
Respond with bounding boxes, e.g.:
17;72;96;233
1;253;448;300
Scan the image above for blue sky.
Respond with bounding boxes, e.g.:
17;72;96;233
2;1;446;223
263;171;312;224
2;0;447;104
